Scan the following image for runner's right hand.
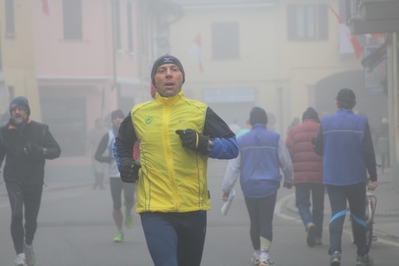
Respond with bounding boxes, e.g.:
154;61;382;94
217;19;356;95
120;160;141;183
367;181;378;191
283;182;293;189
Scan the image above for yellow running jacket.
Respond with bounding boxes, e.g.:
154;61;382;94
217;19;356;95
132;91;210;213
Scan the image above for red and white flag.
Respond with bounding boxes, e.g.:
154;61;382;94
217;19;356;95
329;5;363;58
188;33;204;73
42;0;50;15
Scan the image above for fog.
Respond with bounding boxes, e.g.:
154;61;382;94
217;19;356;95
0;0;391;162
0;0;398;265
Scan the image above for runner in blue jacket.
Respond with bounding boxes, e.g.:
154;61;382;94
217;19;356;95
222;106;293;266
313;88;378;266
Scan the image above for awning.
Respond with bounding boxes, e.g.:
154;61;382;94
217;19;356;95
361;42;387;71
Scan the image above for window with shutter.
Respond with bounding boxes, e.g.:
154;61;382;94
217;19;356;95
287;4;328;41
63;0;83;40
212;22;240;60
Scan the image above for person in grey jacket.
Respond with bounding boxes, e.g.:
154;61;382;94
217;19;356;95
221;106;293;266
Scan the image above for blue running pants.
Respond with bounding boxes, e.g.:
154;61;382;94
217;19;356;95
140;211;207;266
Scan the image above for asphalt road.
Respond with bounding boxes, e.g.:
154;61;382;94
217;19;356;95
0;159;398;266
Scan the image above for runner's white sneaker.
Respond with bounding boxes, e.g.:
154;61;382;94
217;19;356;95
23;243;35;266
15;253;27;266
251;250;260;265
258;252;276;266
259;257;276;266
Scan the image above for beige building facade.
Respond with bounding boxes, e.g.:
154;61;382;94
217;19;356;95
168;0;386;136
0;0;41;123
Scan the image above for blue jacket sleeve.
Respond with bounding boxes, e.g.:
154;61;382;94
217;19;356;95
203;107;239;159
207;137;238;159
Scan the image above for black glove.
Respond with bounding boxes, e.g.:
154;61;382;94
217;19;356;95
283;182;293;189
25;142;43;158
175;129;209;153
312;136;322;155
120;160;141;183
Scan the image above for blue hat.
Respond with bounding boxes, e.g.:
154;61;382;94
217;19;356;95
9;96;30;116
151;54;185;86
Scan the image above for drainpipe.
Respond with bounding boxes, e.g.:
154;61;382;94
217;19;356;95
111;0;118;91
277;87;284;135
387;32;398;191
392;33;398;191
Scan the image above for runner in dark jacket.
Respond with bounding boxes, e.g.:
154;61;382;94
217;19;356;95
0;96;61;266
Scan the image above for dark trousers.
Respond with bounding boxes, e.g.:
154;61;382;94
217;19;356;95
109;178;135;210
140;211;207;266
6;182;43;254
244;192;277;251
327;183;368;256
295;183;325;239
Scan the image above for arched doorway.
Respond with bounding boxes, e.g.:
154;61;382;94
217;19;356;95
314;69;387;131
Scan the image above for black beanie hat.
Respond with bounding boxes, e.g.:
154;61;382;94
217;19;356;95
151;54;185;86
302;107;320;122
111;109;124;121
336;88;356;105
9;96;30;116
249;106;268;126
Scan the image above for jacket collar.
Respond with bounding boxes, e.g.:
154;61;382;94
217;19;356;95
156;91;185;106
8;118;32;130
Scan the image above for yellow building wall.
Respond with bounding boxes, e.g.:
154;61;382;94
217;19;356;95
0;0;41;121
169;0;364;134
277;0;362;124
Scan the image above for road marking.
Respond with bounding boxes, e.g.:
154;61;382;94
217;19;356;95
274;194;299;221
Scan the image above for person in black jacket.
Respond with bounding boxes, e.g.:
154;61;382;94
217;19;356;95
0;96;61;266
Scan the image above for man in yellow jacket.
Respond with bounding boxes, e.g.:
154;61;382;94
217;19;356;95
114;54;239;266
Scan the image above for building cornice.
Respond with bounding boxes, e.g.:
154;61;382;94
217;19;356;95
181;3;276;10
173;0;277;9
37;75;141;85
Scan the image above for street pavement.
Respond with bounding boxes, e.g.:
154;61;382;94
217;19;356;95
2;164;393;247
0;161;398;265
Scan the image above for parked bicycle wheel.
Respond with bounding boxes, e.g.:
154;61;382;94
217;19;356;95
366;221;373;248
365;193;377;248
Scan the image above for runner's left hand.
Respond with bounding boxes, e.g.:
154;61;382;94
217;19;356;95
176;129;209;153
283;182;293;189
